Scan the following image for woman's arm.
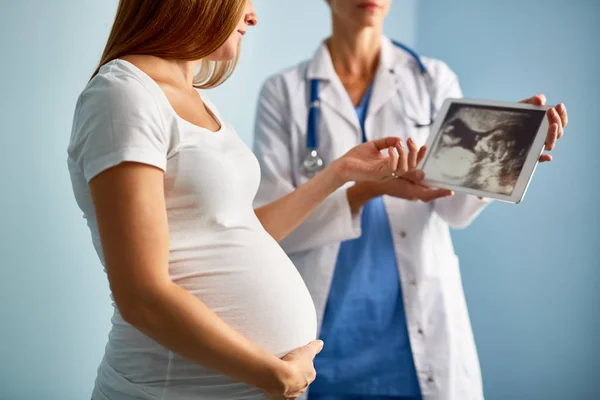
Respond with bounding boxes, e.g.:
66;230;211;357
255;162;342;243
252;77;366;252
90;162;318;397
255;137;414;241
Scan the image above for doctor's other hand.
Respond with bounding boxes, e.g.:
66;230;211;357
346;138;453;213
367;171;454;203
331;136;425;184
264;340;323;400
347;173;453;215
520;94;568;162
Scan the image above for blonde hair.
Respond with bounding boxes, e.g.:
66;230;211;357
93;0;246;89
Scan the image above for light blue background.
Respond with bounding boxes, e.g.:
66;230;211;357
0;1;597;399
416;2;600;399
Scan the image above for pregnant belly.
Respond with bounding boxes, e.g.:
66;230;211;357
169;225;318;357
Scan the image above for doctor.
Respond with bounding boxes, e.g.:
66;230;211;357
253;1;568;399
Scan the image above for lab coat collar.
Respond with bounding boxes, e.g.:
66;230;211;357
367;37;410;119
305;37;410;138
305;36;408;81
305;41;360;132
306;40;335;81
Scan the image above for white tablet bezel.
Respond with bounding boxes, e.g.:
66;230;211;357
418;98;550;203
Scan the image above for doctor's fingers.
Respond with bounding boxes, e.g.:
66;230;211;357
401;169;425;183
520;94;546;106
548;106;566;140
540;120;557;159
419;188;454;202
556;103;568;131
545;122;560;151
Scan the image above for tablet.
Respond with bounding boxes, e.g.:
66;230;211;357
418;98;550;203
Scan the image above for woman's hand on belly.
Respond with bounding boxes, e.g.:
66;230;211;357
264;340;324;400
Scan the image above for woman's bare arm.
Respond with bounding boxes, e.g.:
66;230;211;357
90;162;308;395
256;138;420;241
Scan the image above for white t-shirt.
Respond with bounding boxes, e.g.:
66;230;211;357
67;59;317;400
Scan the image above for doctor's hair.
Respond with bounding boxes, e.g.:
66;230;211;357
91;0;246;88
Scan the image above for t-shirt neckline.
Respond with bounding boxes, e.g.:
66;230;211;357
110;58;227;136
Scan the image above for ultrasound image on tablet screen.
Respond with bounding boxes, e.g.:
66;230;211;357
425;104;546;195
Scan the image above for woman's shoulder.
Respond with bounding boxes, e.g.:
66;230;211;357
77;60;165;117
71;60;169;145
68;60;170;165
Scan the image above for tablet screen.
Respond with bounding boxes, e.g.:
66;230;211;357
424;103;546;196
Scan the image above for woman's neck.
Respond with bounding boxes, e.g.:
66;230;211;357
121;55;201;91
327;20;383;79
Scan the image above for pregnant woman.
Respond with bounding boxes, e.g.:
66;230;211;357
67;1;422;399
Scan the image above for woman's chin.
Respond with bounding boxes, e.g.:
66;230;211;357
206;45;238;62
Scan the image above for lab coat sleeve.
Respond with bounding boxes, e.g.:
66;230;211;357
430;62;492;229
253;76;362;254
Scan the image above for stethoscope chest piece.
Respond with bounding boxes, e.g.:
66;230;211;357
301;149;325;176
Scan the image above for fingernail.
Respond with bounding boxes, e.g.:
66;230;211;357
317;340;324;348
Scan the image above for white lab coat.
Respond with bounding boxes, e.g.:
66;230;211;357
253;37;489;400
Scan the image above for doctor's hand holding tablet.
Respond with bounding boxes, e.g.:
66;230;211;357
380;94;568;205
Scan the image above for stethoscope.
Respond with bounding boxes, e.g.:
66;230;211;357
301;41;436;176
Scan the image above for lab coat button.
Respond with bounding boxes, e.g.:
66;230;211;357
418;328;424;335
400;231;407;238
411;279;417;285
427;376;434;383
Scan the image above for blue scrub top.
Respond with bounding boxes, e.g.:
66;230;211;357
309;84;421;399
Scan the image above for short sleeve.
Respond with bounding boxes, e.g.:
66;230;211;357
68;71;168;182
